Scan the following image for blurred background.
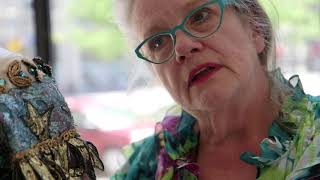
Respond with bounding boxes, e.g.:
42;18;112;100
0;0;319;178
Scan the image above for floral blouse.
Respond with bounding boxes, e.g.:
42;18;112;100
111;71;320;180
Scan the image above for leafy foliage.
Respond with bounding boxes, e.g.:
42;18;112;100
64;0;128;61
68;0;113;24
261;0;320;42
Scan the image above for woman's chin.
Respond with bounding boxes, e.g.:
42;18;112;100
192;87;234;110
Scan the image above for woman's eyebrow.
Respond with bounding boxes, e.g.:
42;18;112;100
143;26;166;39
142;0;203;39
185;0;200;8
184;0;203;11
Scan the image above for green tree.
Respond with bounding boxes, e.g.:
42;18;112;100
65;0;128;61
261;0;320;42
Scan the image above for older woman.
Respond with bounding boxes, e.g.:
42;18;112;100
112;0;320;179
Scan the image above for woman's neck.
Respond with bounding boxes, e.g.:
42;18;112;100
192;78;280;179
197;139;259;180
192;70;280;146
194;101;279;179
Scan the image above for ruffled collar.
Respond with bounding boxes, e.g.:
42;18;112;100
240;70;307;167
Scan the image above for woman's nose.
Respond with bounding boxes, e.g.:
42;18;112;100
174;31;203;64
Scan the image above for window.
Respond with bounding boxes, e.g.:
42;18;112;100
0;0;35;57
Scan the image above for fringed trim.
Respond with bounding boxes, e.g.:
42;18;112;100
12;129;104;180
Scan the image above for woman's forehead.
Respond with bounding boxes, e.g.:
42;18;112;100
133;0;206;38
134;0;206;15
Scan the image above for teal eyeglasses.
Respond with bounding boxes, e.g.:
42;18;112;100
135;0;233;64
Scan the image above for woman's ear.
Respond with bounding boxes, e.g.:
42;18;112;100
252;30;265;54
240;13;265;54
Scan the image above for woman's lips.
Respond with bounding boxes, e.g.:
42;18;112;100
188;63;222;87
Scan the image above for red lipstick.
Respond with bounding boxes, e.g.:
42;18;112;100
188;63;222;87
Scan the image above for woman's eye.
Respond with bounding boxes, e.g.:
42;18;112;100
151;38;163;49
149;37;164;50
190;9;210;24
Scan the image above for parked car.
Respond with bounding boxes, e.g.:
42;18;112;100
306;39;320;71
65;88;174;176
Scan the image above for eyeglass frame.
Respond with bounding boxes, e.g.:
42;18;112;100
135;0;234;64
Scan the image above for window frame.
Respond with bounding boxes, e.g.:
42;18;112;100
33;0;52;65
